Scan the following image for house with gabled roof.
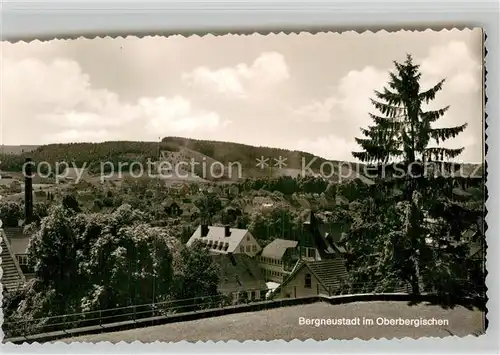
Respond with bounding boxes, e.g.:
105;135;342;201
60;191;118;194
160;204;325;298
335;195;349;207
299;210;347;260
252;196;274;207
292;193;311;209
181;203;200;221
187;224;262;257
257;239;299;283
212;254;268;303
163;198;182;217
272;258;349;299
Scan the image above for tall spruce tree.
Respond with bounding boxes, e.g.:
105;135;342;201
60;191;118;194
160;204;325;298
353;54;467;170
345;54;478;298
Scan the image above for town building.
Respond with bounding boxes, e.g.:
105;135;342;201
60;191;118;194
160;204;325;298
257;211;348;285
186;225;262;257
257;239;299;283
2;226;34;281
163;198;182;217
273;258;349;298
180;202;200;221
211;253;268;303
0;227;26;293
299;210;347;261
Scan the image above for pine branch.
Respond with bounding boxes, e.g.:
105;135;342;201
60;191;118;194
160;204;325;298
370;99;405;118
368;113;405;127
420;107;450;123
429;123;468;144
374;88;404;106
419;79;446;103
425;147;465;161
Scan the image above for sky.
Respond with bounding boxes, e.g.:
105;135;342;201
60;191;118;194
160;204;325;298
1;28;484;163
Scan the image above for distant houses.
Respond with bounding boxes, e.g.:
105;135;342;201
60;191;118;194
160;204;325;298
181;203;200;221
163;199;182;217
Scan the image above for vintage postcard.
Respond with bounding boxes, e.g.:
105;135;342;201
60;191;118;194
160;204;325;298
1;28;485;344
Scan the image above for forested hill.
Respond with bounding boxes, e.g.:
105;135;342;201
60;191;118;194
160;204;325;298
0;137;366;180
0;136;483;180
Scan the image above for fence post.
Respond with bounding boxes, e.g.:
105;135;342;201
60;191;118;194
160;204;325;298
317;283;319;295
294;286;297;298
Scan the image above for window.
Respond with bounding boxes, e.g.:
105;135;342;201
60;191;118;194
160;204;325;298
252;245;257;252
250;291;255;299
247;235;250;241
305;273;312;288
307;248;316;258
246;245;251;252
17;254;28;265
240;245;245;253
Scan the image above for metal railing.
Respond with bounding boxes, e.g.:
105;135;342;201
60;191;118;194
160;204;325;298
3;278;485;341
3;287;270;339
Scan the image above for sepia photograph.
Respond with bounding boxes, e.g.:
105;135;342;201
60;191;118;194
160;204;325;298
0;28;486;343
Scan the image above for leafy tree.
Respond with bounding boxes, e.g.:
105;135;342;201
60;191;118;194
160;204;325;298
62;194;81;212
170;240;220;312
0;201;23;227
6;204;179;337
248;205;301;246
194;194;222;220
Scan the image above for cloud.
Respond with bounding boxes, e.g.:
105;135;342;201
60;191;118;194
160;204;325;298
291;41;482;162
182;52;290;98
2;58;226;144
291;66;388;125
420;41;482;94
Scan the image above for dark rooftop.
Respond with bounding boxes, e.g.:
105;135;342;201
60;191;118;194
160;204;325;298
62;301;484;343
212;254;267;293
306;259;349;289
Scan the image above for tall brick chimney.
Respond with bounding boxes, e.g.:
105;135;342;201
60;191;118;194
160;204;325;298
24;157;33;224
